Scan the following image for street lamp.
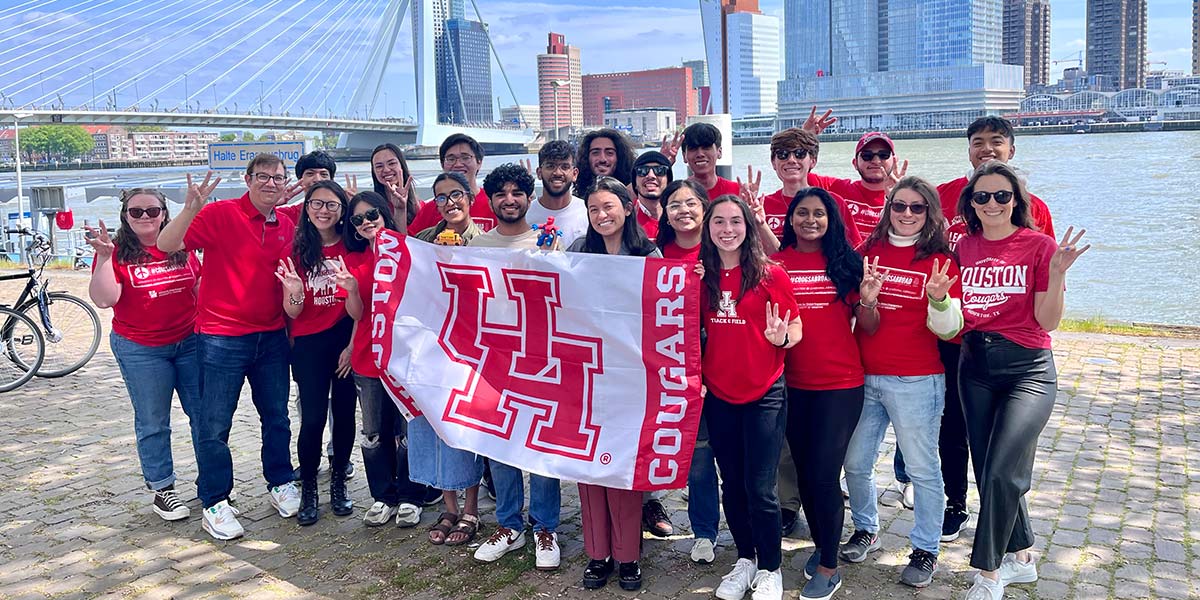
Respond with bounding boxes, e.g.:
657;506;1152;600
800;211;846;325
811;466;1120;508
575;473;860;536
550;79;569;141
183;74;189;111
90;68;96;110
11;112;32;259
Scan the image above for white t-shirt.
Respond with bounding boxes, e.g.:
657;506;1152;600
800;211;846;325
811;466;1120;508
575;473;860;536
526;196;589;248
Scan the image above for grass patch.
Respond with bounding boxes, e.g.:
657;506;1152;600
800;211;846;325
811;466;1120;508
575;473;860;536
1059;317;1165;337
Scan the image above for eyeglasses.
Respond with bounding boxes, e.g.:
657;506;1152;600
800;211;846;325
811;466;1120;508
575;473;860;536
858;150;892;162
888;202;927;215
434;189;466;205
635;165;670;177
443;153;475;165
306;199;342;212
252;172;287;184
666;199;703;212
773;149;810;161
126;207;163;219
970;190;1014;205
350;208;381;226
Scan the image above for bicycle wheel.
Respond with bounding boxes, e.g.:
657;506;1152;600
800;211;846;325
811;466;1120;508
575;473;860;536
0;307;45;392
18;292;101;378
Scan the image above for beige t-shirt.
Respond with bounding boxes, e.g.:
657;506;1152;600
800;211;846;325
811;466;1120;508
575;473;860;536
467;227;541;249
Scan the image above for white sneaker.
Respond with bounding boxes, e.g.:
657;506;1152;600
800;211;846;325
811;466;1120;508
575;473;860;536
395;503;422;528
473;526;526;562
879;480;904;507
363;502;398;527
153;487;190;521
691;538;716;564
716;558;757;600
901;482;915;510
201;500;244;540
534;530;560;571
965;573;1004;600
750;569;783;600
998;553;1038;584
268;482;301;518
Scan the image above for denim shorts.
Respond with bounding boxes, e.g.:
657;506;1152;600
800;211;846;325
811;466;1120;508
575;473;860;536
407;416;484;491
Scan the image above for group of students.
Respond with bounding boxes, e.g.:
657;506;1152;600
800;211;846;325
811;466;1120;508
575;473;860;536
89;115;1087;600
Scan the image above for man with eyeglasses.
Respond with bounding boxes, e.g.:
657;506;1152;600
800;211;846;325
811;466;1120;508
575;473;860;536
526;140;588;247
408;133;499;233
805;132;903;242
630;151;674;242
157;154;301;541
762;128;862;247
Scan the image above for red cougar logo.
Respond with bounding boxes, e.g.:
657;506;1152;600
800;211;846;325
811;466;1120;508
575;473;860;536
437;264;603;460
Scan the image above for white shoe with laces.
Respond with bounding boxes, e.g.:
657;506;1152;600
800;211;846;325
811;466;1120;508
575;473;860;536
998;553;1038;584
750;569;783;600
362;502;398;527
965;573;1004;600
901;482;915;510
473;526;526;562
201;500;244;540
690;538;716;564
534;530;560;571
716;558;757;600
268;482;301;518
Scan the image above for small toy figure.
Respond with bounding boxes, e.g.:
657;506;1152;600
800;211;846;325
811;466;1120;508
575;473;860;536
532;216;562;248
435;229;464;246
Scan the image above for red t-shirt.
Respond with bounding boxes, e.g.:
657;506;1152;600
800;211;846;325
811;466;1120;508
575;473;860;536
661;240;700;262
101;248;201;346
957;227;1056;349
703;176;741;199
283;243;352;338
636;206;660;241
771;247;864;390
347;249;381;377
937;177;1055;251
856;241;961;375
184;194;297;335
762;189;863;248
808;173;886;242
408;189;495;234
701;264;797;404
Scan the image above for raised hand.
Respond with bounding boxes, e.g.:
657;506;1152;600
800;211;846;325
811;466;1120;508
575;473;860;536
277;180;304;206
519;158;534;177
763;301;791;346
333;255;358;293
386;175;412;205
83;219;114;259
860;255;884;305
738;166;766;225
659;130;683;164
925;257;958;302
1050;227;1090;275
185;171;221;214
275;257;304;298
801;106;837;136
886;159;909;189
343;174;359;197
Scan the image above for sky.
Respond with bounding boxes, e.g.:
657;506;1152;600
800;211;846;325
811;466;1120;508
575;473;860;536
0;0;1194;119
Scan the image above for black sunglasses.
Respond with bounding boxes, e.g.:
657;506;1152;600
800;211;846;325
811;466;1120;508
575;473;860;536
889;202;927;215
970;190;1014;205
773;149;809;161
350;208;382;226
635;165;670;177
126;207;163;219
858;150;892;161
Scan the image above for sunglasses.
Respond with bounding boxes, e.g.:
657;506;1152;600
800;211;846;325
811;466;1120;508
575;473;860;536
635;165;671;177
434;189;466;204
773;149;809;161
350;208;382;226
858;150;892;162
888;202;927;215
970;190;1014;205
126;207;163;219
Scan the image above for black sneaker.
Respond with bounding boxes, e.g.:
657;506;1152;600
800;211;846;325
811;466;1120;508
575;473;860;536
900;549;937;588
641;499;673;537
782;508;799;538
618;560;642;591
582;557;614;590
838;530;880;563
941;508;970;542
152;485;190;521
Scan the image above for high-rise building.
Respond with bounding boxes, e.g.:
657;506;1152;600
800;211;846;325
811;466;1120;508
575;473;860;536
777;0;1022;131
581;67;696;127
725;4;780;117
440;18;493;123
537;33;583;132
683;60;708;88
413;0;479;124
1086;0;1147;90
1003;0;1051;89
500;105;540;128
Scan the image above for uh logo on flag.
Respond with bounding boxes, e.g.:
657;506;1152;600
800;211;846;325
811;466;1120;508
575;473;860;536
369;230;704;491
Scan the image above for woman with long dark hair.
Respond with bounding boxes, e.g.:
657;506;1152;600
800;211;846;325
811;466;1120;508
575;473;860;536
415;172;481;245
275;180;359;526
567;176;659;257
955;161;1087;600
656;180;709;261
701;194;800;600
771;187;867;600
86;187;202;523
840;177;963;589
370;143;420;227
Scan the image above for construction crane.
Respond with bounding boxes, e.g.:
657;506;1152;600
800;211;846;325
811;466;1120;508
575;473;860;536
1052;50;1084;68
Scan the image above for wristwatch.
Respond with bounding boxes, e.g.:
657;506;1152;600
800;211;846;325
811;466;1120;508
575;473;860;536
775;332;789;348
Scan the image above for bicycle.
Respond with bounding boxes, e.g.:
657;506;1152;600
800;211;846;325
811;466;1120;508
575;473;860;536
2;226;101;378
0;305;45;392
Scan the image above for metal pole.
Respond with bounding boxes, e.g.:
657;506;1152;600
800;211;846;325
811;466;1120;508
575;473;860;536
90;68;96;110
13;116;25;260
183;74;189;111
553;86;559;141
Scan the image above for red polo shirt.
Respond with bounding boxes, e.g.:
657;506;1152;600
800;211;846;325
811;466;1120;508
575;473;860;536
408;189;495;234
184;193;297;335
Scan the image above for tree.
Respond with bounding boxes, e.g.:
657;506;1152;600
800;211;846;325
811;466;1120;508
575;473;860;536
128;125;167;133
19;125;94;161
219;133;238;142
241;132;256;142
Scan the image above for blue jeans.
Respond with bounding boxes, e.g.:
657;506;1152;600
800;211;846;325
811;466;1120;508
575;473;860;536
687;412;720;542
492;461;561;532
844;374;946;555
194;330;294;508
110;332;201;491
355;374;428;505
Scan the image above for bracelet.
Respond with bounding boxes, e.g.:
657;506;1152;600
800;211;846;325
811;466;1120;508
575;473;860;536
289;294;304;306
774;332;789;348
858;299;878;310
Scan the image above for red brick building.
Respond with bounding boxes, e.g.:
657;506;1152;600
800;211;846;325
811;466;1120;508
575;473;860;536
582;67;695;127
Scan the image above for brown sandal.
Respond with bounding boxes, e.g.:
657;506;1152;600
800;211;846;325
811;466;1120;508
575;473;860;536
428;511;458;545
445;513;479;546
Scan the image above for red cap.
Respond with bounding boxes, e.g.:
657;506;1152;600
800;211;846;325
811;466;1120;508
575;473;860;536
855;132;894;154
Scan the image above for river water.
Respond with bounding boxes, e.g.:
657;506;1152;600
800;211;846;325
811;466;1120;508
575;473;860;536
2;131;1194;325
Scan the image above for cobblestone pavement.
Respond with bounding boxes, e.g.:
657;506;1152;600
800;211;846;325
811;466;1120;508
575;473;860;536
1;272;1197;599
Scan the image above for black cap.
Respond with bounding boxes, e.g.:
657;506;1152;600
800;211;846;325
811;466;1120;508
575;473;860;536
633;151;674;182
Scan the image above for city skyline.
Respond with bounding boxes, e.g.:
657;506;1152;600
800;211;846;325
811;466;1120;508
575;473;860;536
0;0;1194;119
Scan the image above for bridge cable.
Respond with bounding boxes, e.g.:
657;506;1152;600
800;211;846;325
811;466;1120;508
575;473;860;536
272;0;380;114
281;0;379;115
0;0;123;58
467;0;523;124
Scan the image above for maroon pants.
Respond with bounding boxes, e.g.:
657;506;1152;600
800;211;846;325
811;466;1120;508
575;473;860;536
578;483;642;562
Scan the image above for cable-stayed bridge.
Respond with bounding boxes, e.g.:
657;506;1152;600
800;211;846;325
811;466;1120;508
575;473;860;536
0;0;534;150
